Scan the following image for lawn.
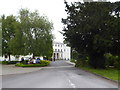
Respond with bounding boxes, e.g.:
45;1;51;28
79;66;118;81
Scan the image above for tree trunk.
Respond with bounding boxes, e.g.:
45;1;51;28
32;53;35;59
4;54;7;61
8;53;11;61
89;52;106;69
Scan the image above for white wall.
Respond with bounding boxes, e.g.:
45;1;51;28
0;55;43;61
53;42;71;60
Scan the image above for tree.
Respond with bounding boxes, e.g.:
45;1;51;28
0;28;1;56
19;9;53;58
2;15;17;60
62;1;120;68
1;9;53;60
0;17;2;56
8;21;25;56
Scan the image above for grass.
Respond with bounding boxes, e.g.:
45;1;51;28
78;66;118;81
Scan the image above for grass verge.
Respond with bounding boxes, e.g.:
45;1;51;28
78;66;118;81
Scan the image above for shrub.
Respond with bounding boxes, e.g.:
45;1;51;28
105;53;115;66
40;60;50;65
15;60;50;67
1;61;19;64
21;60;29;64
70;59;76;63
114;56;120;69
105;53;120;69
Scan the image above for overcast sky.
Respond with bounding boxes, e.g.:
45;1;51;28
0;0;119;43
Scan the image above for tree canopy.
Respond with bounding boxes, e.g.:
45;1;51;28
2;9;53;60
62;1;120;68
2;15;17;60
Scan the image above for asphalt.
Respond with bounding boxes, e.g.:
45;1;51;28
1;60;118;88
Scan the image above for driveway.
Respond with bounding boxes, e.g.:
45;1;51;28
1;64;41;75
2;60;118;88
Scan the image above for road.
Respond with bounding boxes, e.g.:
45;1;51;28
2;60;118;88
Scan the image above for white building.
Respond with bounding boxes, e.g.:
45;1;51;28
0;42;71;61
52;42;71;60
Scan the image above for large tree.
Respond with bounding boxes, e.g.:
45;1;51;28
2;9;53;60
8;21;25;56
2;15;17;60
19;9;53;58
62;1;120;68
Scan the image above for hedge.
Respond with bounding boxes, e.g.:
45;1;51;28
1;61;19;64
15;60;50;67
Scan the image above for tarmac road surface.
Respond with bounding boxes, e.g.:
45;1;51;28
2;60;118;88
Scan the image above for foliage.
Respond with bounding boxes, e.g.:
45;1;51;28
2;15;17;60
71;48;79;60
15;60;50;67
70;59;77;63
0;30;2;56
8;21;25;55
113;56;120;69
40;60;50;65
18;9;53;57
105;53;120;69
62;1;120;68
1;8;53;59
1;61;19;64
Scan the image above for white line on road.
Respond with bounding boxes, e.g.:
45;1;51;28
41;66;74;69
68;79;76;88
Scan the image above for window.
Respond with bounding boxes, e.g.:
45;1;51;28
55;49;57;51
61;49;62;52
55;44;57;47
61;45;62;47
61;54;62;57
64;49;65;52
58;49;59;52
58;45;59;47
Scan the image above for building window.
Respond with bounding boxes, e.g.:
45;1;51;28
58;45;59;47
55;44;57;47
61;49;62;52
61;45;62;47
64;49;65;52
55;49;57;51
58;49;59;52
61;54;62;57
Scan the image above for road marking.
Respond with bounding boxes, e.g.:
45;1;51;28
68;79;76;88
44;66;74;68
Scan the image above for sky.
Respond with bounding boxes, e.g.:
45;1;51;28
0;0;119;43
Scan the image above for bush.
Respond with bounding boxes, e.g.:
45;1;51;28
15;60;50;67
21;60;29;64
105;53;115;66
1;61;19;64
75;59;88;67
0;61;2;64
40;60;50;65
105;53;120;69
70;59;76;63
113;56;120;69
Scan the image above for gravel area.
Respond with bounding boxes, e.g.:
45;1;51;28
0;64;41;75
